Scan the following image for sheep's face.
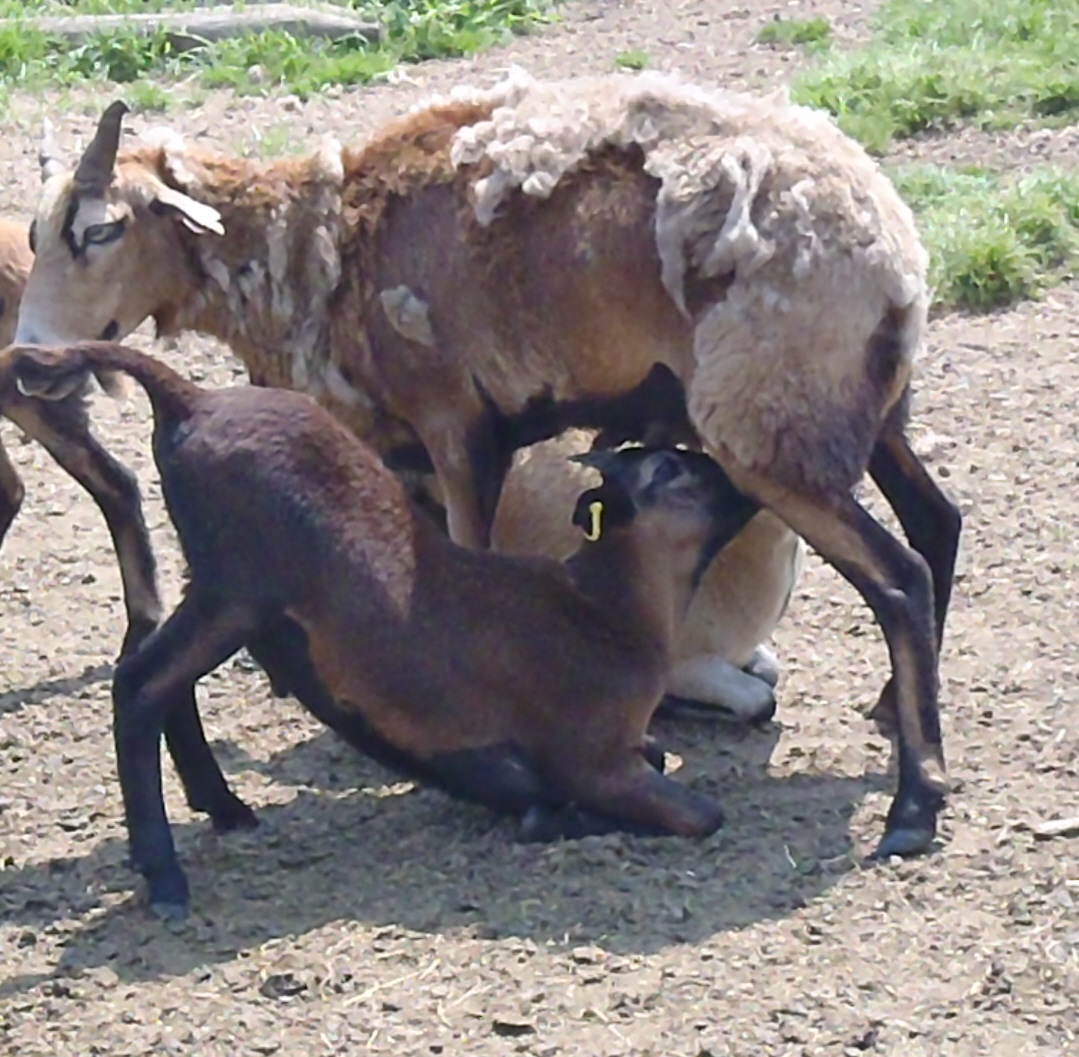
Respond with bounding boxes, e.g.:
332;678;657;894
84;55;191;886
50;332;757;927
15;102;223;346
572;447;760;573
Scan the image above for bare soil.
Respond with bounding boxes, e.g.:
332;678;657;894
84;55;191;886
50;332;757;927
1;2;1077;1055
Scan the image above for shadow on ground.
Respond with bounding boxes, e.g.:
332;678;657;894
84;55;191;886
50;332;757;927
0;716;892;998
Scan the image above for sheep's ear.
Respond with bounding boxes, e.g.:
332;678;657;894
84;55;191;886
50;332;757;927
152;185;224;236
571;486;635;538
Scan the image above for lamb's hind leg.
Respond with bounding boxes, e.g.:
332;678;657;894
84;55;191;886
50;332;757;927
113;595;258;919
519;756;724;843
867;428;962;735
162;688;259;832
5;392;161;656
720;470;946;858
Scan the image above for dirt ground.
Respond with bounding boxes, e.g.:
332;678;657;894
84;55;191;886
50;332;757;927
0;1;1077;1055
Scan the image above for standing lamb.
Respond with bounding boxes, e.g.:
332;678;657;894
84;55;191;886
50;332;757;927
5;339;765;919
14;70;961;857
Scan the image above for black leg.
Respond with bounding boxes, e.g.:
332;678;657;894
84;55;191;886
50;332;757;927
868;430;962;734
163;688;258;831
113;595;256;920
869;430;961;651
713;470;947;858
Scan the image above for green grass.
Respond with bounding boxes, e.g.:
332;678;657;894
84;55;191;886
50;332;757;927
792;0;1079;154
755;16;831;48
0;0;552;100
614;49;650;71
892;165;1079;312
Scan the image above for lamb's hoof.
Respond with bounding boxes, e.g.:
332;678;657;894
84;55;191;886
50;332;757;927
869;823;936;860
209;799;259;833
149;898;189;923
145;869;190;922
517;805;569;843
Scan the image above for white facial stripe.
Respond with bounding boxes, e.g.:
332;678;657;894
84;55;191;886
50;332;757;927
70;196;113;243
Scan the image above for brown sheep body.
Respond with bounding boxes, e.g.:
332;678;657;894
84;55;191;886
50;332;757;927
15;70;961;857
4;339;762;920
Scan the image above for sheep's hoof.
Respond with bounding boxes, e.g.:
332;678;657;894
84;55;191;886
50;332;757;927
870;823;936;860
210;803;259;833
656;693;776;727
149;898;190;923
743;645;780;688
144;870;190;922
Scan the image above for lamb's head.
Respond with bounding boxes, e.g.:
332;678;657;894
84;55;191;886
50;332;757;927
570;447;761;581
16;101;224;346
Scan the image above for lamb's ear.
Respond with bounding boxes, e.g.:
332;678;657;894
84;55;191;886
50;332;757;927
152;185;224;235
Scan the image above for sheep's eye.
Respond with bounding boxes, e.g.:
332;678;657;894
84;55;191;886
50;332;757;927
83;219;125;246
28;219;37;253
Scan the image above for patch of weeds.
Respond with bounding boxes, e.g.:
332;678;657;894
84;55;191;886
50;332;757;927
125;79;171;113
793;0;1079;151
614;49;650;71
892;165;1079;311
756;16;831;48
0;0;552;95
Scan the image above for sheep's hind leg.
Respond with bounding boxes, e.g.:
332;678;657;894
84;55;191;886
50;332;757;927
519;758;723;843
163;689;258;832
720;472;946;858
867;429;962;736
0;438;25;549
5;392;161;656
113;596;258;920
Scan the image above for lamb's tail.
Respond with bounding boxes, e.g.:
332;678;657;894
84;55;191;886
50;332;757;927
1;341;200;424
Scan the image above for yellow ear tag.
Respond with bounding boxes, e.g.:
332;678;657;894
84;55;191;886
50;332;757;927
584;500;604;541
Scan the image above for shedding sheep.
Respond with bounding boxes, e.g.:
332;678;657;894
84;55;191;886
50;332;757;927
4;339;763;919
15;70;961;857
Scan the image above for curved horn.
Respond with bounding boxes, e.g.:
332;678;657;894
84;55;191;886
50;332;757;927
39;118;64;183
73;100;130;193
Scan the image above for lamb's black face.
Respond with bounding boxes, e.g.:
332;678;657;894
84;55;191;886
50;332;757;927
572;447;754;521
570;446;762;579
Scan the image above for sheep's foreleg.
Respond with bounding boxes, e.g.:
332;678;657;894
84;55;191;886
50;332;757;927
721;471;946;858
867;429;962;736
414;407;511;549
113;595;256;920
0;438;25;547
4;392;161;656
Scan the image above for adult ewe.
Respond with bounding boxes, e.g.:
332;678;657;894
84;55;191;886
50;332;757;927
15;71;960;856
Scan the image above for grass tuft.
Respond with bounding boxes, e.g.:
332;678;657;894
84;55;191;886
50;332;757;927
756;16;831;48
0;0;552;98
793;0;1079;152
892;165;1079;312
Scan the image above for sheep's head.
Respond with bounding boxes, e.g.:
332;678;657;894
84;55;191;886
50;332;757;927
571;447;760;580
16;101;224;346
